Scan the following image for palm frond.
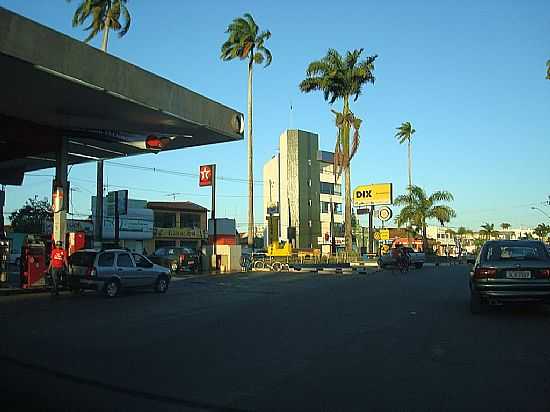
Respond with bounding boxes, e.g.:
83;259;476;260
428;190;454;203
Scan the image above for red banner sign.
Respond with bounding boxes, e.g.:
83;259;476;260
199;165;214;187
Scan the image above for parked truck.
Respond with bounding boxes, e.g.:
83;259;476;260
377;247;426;269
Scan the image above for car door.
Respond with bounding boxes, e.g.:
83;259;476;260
115;252;138;287
96;252;116;279
133;253;155;286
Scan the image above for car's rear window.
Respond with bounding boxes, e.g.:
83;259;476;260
69;252;97;267
483;244;549;261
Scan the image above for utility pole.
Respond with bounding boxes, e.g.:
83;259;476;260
368;206;375;254
95;160;104;247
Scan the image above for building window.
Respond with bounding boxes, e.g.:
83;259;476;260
320;182;334;195
334;223;344;236
321;201;329;213
180;213;201;229
334;184;342;195
334;203;342;214
154;212;176;228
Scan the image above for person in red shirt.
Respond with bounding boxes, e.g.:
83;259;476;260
48;241;68;295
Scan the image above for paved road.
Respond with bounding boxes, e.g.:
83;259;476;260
1;265;550;411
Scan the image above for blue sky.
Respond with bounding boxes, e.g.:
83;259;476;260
1;0;549;230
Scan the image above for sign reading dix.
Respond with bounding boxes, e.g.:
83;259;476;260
353;183;393;206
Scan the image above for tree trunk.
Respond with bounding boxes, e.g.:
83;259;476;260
101;16;110;52
422;223;428;253
407;139;412;188
343;97;353;253
247;57;254;249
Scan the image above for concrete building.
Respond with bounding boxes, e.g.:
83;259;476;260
263;130;343;251
317;151;344;253
146;202;208;253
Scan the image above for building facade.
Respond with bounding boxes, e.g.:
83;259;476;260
145;202;208;253
317;151;344;253
263;129;343;251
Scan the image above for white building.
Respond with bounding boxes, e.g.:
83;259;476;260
317;150;344;254
263;129;343;251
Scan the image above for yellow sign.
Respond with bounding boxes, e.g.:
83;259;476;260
379;229;390;240
153;227;206;239
374;232;381;240
353;183;393;206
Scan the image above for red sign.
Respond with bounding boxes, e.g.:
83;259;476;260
199;165;214;187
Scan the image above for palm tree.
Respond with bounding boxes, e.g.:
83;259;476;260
299;49;377;251
394;185;456;253
533;223;550;241
395;122;416;188
479;223;499;240
221;13;272;249
500;223;511;230
68;0;131;52
68;0;131;246
546;59;550;80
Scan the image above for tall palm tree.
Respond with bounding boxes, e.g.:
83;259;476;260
68;0;131;52
68;0;131;246
546;59;550;80
395;122;416;188
221;13;272;249
479;223;499;240
394;185;456;253
299;49;377;252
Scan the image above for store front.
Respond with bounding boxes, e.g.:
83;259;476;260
145;202;208;253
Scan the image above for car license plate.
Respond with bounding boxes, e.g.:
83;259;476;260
188;261;194;265
506;271;531;279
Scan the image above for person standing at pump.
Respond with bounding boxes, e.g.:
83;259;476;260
48;241;68;296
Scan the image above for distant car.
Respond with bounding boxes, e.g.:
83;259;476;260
378;247;426;269
69;249;171;298
148;247;200;273
469;240;550;314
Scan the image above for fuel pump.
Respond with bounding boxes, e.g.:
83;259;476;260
20;235;47;288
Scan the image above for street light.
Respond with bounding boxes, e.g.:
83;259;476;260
531;206;550;220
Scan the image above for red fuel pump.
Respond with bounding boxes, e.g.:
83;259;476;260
20;235;47;288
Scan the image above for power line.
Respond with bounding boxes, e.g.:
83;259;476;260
106;160;264;185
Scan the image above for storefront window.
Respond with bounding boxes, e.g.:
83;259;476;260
181;213;201;229
154;212;176;228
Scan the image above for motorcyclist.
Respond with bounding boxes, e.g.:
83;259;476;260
47;241;68;296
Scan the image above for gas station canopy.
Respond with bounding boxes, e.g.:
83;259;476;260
0;7;244;184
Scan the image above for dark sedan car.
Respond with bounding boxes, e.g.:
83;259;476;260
469;240;550;313
148;247;200;273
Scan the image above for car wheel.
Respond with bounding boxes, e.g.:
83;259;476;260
104;279;120;298
271;262;282;272
415;263;423;269
253;260;265;270
470;292;483;314
155;275;169;293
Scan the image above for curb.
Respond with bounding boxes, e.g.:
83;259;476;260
0;287;49;297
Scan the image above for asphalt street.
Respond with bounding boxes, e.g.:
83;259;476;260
1;264;550;412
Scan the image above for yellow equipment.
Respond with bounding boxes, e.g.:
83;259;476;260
268;241;293;257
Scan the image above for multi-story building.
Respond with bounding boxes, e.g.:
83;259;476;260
317;150;344;253
145;202;208;253
263;129;343;251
